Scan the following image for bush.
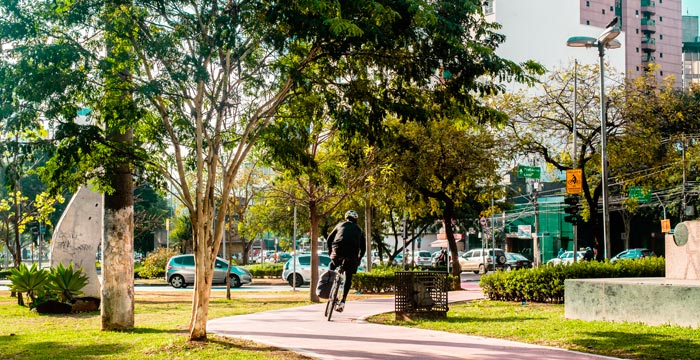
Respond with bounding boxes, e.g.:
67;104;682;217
479;257;665;303
244;263;284;278
8;262;89;308
0;269;11;279
138;248;179;279
352;266;460;293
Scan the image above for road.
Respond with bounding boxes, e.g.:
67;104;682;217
0;271;485;292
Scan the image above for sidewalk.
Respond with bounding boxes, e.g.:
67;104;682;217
208;289;619;360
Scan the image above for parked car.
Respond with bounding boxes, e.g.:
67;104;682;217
459;248;507;274
282;253;332;287
166;254;252;288
546;251;584;266
611;248;656;262
504;252;532;270
431;250;462;266
413;251;433;266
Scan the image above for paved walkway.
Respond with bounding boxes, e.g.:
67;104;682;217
208;289;619;360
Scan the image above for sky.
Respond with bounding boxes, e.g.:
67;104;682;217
682;0;700;16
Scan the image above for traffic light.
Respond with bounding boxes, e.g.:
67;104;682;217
564;195;580;225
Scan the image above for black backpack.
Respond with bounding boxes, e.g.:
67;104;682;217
316;269;337;299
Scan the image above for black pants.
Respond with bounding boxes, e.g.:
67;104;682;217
329;259;356;302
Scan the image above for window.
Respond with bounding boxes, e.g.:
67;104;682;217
660;34;664;40
586;1;590;6
602;9;606;14
661;71;664;76
636;48;639;53
181;256;194;266
660;16;663;22
586;20;590;25
298;256;311;266
636;10;639;15
636;66;640;71
610;6;613;11
636;28;639;34
660;53;663;58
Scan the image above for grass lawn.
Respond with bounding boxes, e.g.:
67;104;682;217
369;299;700;359
0;290;315;360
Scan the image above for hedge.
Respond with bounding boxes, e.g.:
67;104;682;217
244;263;284;278
352;266;460;293
479;257;665;304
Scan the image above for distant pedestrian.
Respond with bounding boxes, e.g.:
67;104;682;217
584;247;594;261
558;248;565;258
438;249;447;266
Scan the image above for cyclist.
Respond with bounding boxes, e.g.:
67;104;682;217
326;210;366;312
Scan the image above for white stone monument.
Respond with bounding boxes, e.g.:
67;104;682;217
50;186;103;298
666;221;700;280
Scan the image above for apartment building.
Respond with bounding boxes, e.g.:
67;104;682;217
484;0;683;87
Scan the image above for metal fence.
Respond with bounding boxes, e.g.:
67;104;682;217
394;271;448;320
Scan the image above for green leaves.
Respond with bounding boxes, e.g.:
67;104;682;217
8;262;90;305
46;262;89;302
8;263;50;301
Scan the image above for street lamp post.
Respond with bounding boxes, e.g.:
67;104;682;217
567;17;621;260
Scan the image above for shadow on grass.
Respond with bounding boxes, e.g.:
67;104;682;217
572;330;700;359
0;339;125;359
445;314;548;323
130;327;187;335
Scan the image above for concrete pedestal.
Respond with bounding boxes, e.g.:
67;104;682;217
565;277;700;328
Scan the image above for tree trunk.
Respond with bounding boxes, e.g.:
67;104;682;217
309;202;320;303
101;0;135;331
442;199;461;278
189;228;215;341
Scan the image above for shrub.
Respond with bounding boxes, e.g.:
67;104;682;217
8;262;90;308
245;263;284;278
46;263;89;303
352;266;460;293
138;247;179;279
479;257;665;303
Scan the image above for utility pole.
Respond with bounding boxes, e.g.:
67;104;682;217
572;59;579;263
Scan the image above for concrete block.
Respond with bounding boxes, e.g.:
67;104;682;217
565;278;700;328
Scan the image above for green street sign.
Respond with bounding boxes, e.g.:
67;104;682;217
517;165;541;179
629;186;652;203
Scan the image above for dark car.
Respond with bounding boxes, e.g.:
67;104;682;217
166;254;252;288
610;248;656;262
504;252;532;270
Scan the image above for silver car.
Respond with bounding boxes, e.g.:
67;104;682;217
459;248;507;274
166;254;252;288
282;253;332;287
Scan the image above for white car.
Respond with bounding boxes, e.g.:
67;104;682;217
547;251;584;265
282;253;332;287
413;251;433;266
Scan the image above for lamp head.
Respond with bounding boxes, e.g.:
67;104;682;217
567;36;597;48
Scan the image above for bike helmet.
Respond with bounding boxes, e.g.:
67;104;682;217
345;210;359;221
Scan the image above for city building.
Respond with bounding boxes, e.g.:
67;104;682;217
682;15;700;87
484;0;682;88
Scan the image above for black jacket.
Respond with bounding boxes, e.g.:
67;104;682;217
326;220;366;269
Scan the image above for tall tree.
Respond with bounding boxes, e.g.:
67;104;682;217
384;117;504;277
1;0;541;340
494;62;626;256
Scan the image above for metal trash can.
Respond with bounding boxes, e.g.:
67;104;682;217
395;271;448;321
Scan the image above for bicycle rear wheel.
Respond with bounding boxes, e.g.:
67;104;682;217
326;276;340;321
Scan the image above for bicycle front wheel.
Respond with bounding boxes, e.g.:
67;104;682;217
326;278;340;321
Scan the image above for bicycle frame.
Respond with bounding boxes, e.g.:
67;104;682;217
324;265;345;321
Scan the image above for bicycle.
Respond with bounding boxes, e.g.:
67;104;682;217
324;264;345;321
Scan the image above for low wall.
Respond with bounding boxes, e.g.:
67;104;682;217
565;278;700;328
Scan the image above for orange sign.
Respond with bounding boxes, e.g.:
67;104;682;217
566;169;583;194
661;219;671;233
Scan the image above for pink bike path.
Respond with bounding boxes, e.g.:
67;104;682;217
208;288;620;360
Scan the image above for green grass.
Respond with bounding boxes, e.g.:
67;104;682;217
0;290;313;360
369;300;700;359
